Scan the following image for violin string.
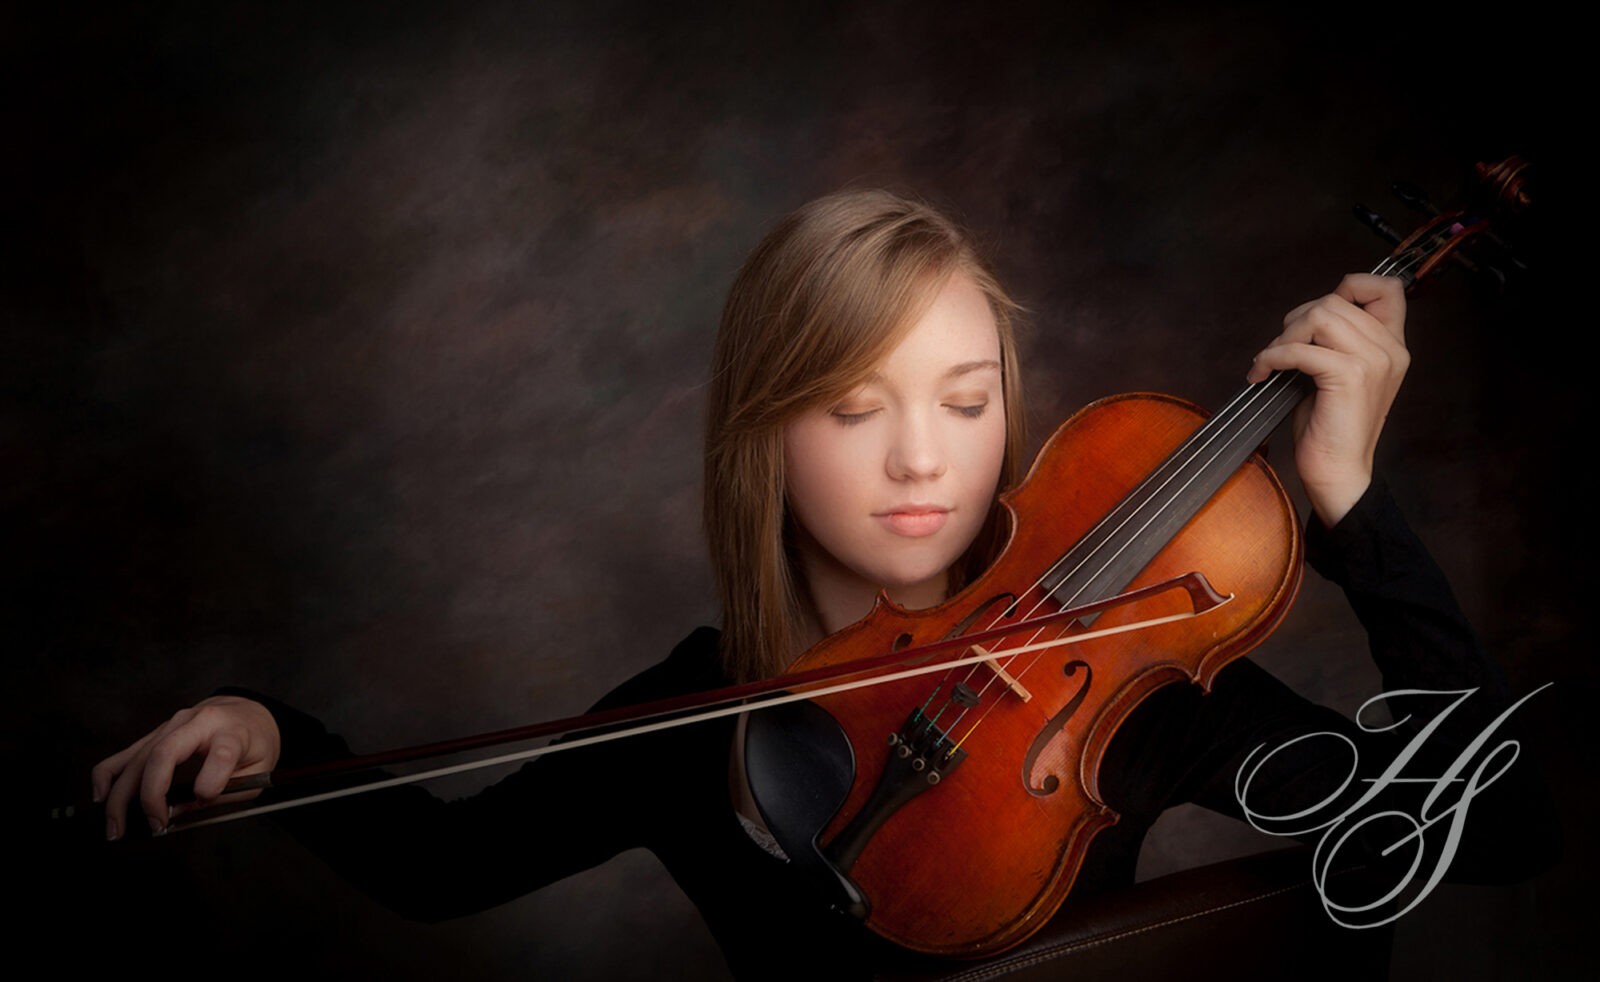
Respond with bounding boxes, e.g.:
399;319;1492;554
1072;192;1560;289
941;257;1426;745
988;252;1423;648
869;235;1453;777
936;366;1308;738
935;363;1305;724
889;238;1441;737
947;371;1315;746
853;368;1298;730
1001;369;1300;633
835;351;1303;732
946;376;1301;735
836;244;1435;744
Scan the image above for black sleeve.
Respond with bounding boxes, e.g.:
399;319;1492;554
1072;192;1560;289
1174;478;1560;885
217;627;725;922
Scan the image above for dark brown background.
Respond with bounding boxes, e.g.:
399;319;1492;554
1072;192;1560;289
8;1;1583;977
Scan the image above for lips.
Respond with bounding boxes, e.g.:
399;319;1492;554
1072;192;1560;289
877;505;951;537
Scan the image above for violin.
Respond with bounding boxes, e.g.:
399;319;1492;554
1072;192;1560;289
64;157;1534;960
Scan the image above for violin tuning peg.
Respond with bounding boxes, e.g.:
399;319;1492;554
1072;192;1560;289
1391;181;1440;216
1352;205;1402;246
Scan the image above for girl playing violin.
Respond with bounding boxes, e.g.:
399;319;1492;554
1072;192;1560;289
91;188;1547;978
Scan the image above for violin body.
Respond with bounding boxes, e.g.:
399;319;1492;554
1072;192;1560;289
776;391;1302;956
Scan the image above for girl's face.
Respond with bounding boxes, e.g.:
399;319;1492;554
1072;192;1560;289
784;271;1007;627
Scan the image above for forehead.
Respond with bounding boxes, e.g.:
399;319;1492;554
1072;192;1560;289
871;271;1001;379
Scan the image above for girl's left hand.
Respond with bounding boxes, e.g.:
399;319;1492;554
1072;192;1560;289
1246;273;1409;526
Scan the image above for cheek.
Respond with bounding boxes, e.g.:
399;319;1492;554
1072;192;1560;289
783;422;859;534
959;415;1008;497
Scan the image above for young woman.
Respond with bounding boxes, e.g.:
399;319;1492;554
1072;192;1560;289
91;189;1548;977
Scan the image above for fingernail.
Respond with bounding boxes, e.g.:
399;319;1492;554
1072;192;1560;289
148;816;164;836
91;783;105;804
106;818;120;841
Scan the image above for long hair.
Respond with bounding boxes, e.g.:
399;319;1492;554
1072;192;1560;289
704;189;1026;683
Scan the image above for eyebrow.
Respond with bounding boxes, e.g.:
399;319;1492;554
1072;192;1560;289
945;359;1002;379
864;360;1002;385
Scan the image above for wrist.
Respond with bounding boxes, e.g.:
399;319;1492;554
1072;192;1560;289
1305;472;1371;528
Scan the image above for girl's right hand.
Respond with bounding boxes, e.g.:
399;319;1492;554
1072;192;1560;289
91;695;281;840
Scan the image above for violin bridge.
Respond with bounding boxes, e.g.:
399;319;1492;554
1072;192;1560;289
973;645;1032;702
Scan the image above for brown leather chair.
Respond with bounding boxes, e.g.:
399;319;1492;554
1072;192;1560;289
879;848;1391;981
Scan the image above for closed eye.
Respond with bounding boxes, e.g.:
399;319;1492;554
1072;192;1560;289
831;409;880;426
947;404;988;419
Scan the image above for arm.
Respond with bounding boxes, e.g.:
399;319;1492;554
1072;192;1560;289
228;686;650;922
91;690;641;921
92;628;725;922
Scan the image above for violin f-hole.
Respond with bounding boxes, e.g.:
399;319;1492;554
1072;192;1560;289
1022;660;1091;797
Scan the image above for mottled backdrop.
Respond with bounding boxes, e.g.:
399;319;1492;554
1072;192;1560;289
7;2;1582;978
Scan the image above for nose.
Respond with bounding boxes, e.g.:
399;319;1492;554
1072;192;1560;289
886;411;947;482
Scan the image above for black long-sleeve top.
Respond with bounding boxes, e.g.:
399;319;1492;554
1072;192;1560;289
237;481;1559;979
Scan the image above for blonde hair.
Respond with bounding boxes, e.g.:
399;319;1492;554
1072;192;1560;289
704;189;1026;682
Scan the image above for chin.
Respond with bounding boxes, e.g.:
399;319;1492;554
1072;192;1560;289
870;563;956;607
